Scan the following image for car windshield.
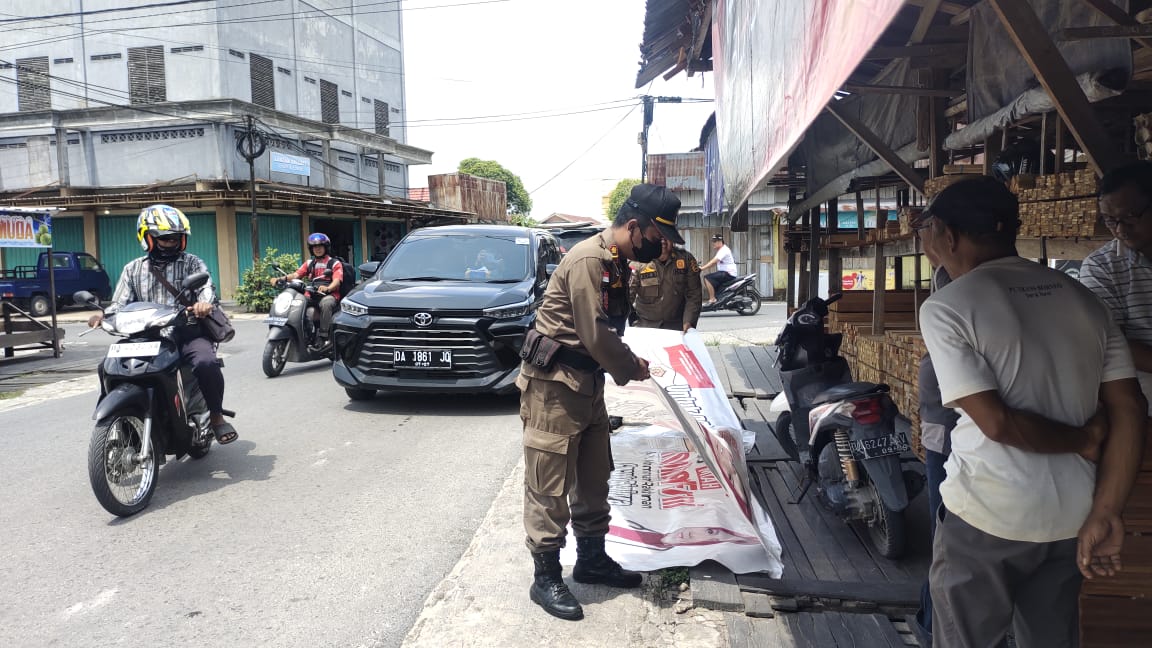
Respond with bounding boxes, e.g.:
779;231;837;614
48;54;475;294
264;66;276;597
377;233;532;282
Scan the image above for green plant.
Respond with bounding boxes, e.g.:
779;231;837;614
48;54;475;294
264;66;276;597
605;178;642;220
234;247;302;312
658;567;689;591
458;157;533;216
509;213;538;227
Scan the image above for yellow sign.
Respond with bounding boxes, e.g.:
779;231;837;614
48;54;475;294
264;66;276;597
841;269;896;291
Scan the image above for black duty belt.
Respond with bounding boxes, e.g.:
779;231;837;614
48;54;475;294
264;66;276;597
556;346;601;372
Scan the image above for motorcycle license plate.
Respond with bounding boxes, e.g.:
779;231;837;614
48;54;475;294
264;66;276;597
264;316;288;325
850;431;910;459
108;341;162;358
394;348;452;369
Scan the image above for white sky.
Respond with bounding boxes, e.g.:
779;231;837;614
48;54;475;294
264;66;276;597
401;0;716;220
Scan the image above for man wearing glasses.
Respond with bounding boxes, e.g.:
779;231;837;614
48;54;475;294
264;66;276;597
1081;161;1152;416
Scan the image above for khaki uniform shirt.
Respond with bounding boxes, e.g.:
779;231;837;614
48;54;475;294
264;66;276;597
631;249;702;329
518;229;641;394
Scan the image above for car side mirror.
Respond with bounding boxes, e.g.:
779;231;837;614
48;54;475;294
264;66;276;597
545;264;558;277
358;261;381;280
181;272;210;291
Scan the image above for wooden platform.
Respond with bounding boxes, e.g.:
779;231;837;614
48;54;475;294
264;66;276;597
707;344;782;400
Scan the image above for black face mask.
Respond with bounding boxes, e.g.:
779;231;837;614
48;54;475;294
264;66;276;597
630;225;662;263
149;238;182;262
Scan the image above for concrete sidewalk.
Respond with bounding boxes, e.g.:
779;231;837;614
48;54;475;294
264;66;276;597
400;462;735;648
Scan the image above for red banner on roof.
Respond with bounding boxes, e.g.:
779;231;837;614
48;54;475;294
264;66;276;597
711;0;905;213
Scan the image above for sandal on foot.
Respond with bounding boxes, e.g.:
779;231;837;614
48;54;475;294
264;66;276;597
212;421;239;445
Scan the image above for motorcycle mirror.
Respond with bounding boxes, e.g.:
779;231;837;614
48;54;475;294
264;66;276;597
358;261;381;280
181;272;211;291
826;292;844;304
73;290;99;306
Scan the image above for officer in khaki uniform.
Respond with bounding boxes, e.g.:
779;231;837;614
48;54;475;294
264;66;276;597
631;238;702;332
518;183;684;621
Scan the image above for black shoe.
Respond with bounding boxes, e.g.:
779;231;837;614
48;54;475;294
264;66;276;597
529;551;583;621
572;535;643;588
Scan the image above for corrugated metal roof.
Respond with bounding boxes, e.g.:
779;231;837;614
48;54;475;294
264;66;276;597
647;152;705;191
636;0;710;88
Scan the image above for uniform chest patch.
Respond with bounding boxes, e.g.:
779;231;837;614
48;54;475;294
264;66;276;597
676;259;686;270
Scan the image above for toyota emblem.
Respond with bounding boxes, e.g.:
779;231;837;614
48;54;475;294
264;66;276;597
413;312;433;327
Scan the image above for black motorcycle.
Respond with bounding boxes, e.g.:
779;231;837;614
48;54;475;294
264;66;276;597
769;293;923;558
261;265;333;378
76;273;235;517
701;273;762;315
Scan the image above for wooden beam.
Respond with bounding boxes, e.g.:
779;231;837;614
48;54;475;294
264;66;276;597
843;84;961;97
1060;24;1152;42
910;0;944;44
688;0;713;61
987;0;1125;176
1079;0;1152;50
825;102;926;192
863;42;966;61
906;0;966;16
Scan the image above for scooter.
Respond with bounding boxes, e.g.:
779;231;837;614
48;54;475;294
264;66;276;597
262;265;333;378
76;274;236;517
767;293;923;558
702;273;762;316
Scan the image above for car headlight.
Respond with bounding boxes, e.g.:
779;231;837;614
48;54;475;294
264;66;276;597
341;298;368;317
483;299;532;319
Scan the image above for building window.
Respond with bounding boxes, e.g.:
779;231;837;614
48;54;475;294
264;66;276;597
303;76;316;84
127;46;166;105
249;53;275;109
338;155;356;164
361;97;371;104
170;45;203;54
340;89;352;98
90;52;121;61
16;57;50;112
374;99;390;136
0;63;13;70
320;79;339;124
52;57;73;65
277;66;291;76
228;49;245;59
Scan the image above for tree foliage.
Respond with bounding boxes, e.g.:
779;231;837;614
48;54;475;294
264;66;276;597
234;247;303;312
458;157;533;216
605;178;642;221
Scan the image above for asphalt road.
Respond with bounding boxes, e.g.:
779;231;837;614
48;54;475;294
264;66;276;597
0;318;524;648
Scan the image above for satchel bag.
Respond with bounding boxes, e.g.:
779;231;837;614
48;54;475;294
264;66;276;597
150;263;236;344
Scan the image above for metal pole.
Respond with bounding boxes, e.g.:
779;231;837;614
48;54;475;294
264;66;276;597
48;244;59;358
245;116;260;264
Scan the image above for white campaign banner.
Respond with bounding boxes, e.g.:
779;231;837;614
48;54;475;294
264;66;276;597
562;328;784;576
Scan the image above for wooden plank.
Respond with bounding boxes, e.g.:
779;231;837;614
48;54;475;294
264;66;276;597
1080;595;1152;648
825;102;926;193
739;575;923;608
1061;24;1152;41
689;560;744;612
863;43;966;62
780;612;838;648
720;344;758;398
725;615;790;648
736;345;774;399
1079;0;1152;50
843;84;961;98
748;346;783;394
908;0;943;44
761;466;849;581
744;400;792;462
707;346;735;398
742;591;777;618
750;465;817;581
841;613;910;648
987;0;1125;176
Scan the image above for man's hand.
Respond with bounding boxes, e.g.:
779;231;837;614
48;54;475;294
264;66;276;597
632;357;651;381
189;302;213;318
318;284;330;294
1077;509;1126;579
88;313;103;328
1081;408;1110;463
682;322;692;334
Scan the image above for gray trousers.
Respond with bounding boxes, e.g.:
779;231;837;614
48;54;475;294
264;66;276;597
318;295;338;338
931;508;1082;648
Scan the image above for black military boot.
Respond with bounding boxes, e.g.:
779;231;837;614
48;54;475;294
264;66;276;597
572;535;643;588
529;551;584;621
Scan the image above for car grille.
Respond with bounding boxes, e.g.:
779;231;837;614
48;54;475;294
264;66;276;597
356;323;500;378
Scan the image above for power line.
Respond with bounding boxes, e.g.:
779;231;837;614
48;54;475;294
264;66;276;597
0;0;216;25
528;104;639;195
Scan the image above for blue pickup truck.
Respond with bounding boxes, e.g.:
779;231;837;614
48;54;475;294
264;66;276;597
0;251;112;317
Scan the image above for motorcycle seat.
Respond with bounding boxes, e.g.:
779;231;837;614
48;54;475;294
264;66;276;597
810;382;889;406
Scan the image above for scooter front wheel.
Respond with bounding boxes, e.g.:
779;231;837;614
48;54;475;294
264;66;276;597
88;413;157;517
262;339;289;377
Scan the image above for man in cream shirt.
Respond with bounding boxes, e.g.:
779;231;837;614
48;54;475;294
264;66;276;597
915;177;1146;648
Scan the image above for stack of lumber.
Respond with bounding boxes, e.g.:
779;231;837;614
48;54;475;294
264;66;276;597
924;174;969;197
883;331;929;461
1135;111;1152;161
1009;170;1100;238
1080;434;1152;647
898;206;924;236
826;290;924;329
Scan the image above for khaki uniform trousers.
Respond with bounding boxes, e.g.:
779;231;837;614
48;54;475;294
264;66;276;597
634;318;682;332
521;374;613;552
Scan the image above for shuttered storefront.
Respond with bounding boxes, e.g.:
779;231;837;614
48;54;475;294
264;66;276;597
234;212;303;279
183;212;220;282
97;215;141;281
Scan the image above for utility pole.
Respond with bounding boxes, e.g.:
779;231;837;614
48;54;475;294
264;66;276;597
639;95;682;182
236;115;267;263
